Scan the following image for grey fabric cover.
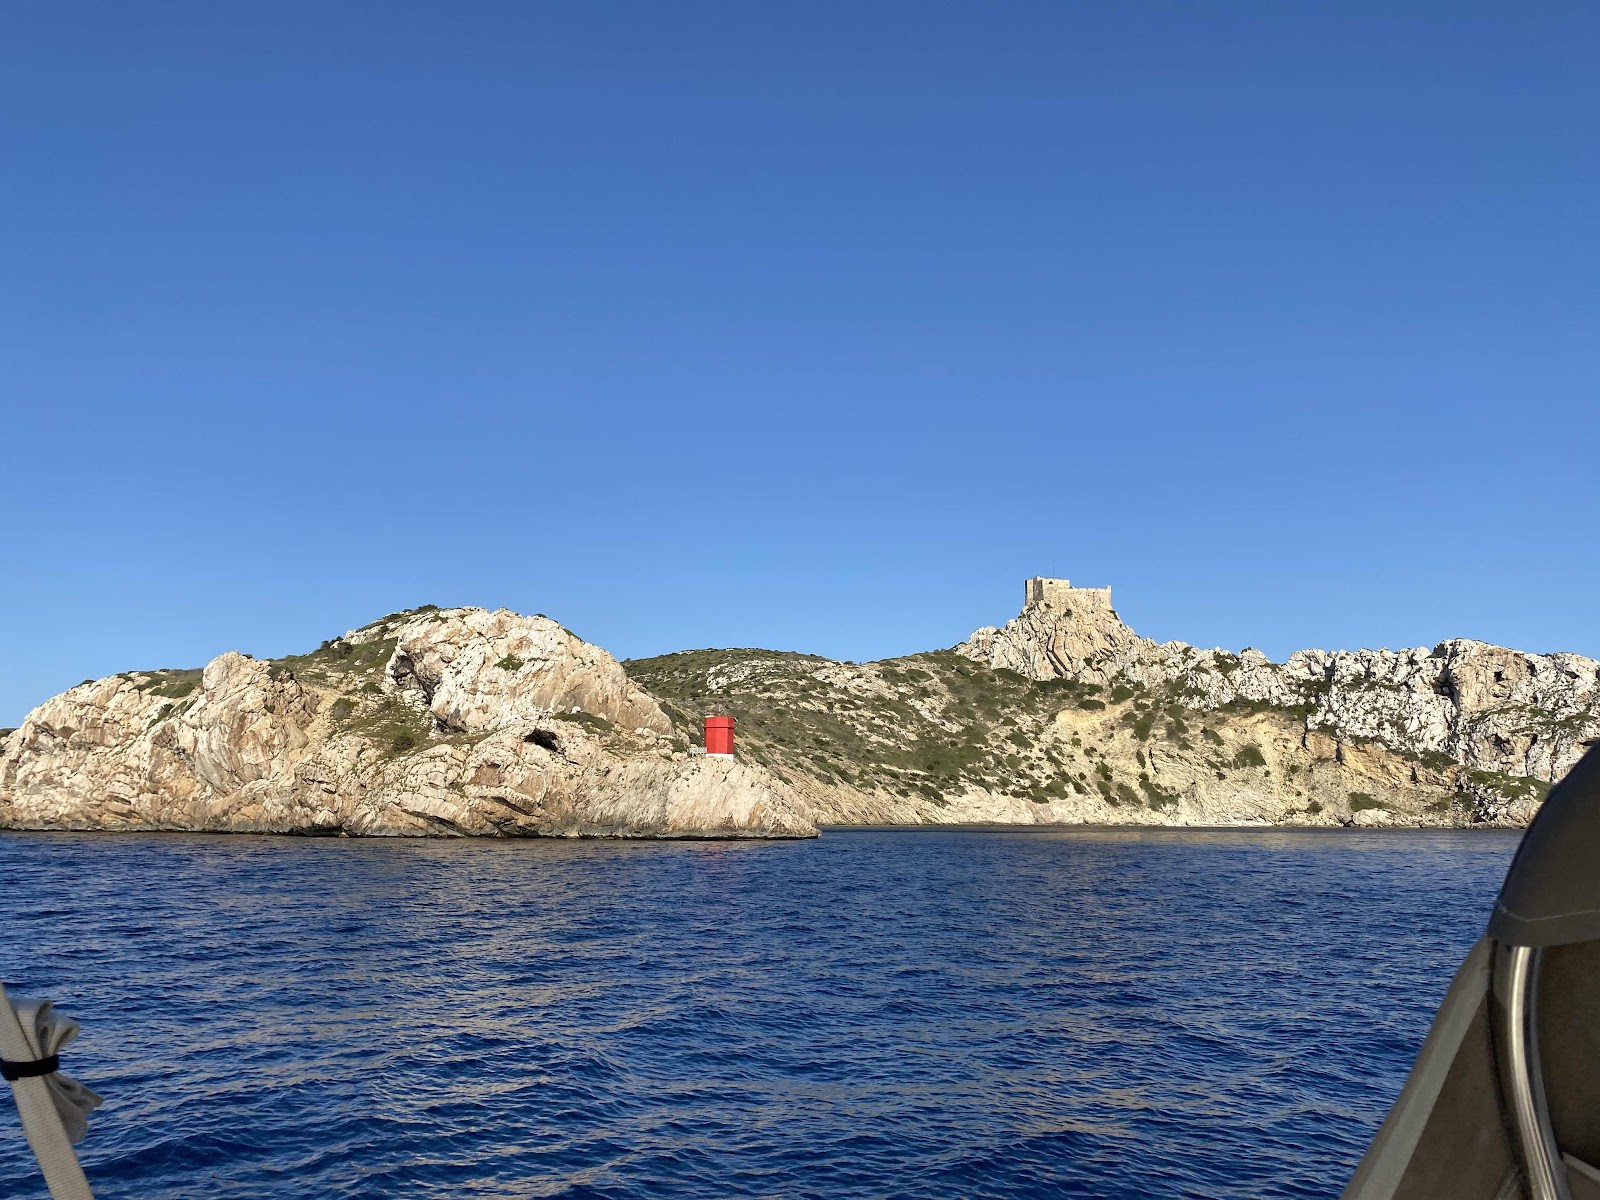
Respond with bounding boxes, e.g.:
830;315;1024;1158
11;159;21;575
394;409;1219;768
1489;744;1600;948
1347;745;1600;1197
1539;942;1600;1169
1342;939;1520;1200
1565;1155;1600;1200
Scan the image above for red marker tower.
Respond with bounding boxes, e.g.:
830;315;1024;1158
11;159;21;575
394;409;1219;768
704;715;735;758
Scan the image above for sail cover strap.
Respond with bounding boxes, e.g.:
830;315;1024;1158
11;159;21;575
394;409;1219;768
2;1054;60;1081
0;984;97;1199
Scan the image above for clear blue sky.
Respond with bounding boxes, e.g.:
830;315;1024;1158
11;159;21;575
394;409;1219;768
3;3;1597;725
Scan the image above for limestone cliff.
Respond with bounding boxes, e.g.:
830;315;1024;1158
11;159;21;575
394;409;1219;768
959;578;1600;819
4;582;1590;836
629;580;1597;829
0;607;814;838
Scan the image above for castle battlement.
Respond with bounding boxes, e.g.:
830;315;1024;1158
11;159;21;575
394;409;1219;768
1025;577;1113;612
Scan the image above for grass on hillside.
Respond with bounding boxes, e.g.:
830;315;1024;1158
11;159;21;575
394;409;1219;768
626;647;1126;805
624;644;1565;820
118;620;434;757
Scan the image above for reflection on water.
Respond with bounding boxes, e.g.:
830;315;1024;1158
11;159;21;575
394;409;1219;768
0;827;1516;1198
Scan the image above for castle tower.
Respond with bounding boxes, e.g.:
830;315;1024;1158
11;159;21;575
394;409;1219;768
1025;577;1113;612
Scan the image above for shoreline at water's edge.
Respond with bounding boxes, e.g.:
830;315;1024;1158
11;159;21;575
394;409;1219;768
0;822;819;841
817;821;1526;835
0;818;1520;840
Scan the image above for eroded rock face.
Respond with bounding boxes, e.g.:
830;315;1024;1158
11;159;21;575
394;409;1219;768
184;653;318;794
0;608;813;839
962;581;1143;682
5;582;1589;838
372;609;671;738
629;641;1518;833
960;579;1600;788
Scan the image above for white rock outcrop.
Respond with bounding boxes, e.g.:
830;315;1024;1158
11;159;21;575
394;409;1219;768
0;608;814;838
961;578;1600;795
5;582;1589;838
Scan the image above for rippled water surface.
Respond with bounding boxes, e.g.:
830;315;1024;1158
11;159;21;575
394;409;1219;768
0;827;1516;1198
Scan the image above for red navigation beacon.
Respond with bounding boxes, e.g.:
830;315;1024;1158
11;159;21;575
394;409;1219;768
704;715;735;758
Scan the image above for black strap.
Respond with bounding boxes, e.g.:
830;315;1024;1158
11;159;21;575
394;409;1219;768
1;1054;59;1081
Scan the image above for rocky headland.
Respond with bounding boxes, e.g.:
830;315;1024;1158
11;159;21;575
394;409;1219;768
0;608;813;838
3;579;1595;836
632;579;1598;831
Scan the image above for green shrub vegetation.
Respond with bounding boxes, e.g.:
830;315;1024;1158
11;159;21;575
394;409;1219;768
268;636;398;688
624;641;1458;817
355;605;439;633
1417;749;1456;773
553;710;614;734
496;655;525;672
1231;744;1267;769
132;669;204;699
1139;776;1179;809
1348;791;1384;812
627;646;1167;805
347;695;431;758
1466;769;1551;805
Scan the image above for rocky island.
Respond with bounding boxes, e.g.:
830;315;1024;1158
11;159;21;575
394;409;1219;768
3;579;1595;837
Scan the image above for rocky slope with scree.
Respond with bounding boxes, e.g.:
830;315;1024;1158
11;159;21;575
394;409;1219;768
626;579;1599;828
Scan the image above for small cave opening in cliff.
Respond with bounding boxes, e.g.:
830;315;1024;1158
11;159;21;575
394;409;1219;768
524;729;562;754
390;653;438;705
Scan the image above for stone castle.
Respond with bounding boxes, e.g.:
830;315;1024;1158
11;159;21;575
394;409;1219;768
1025;577;1113;612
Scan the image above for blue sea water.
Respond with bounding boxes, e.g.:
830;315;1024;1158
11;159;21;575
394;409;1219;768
0;827;1516;1199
